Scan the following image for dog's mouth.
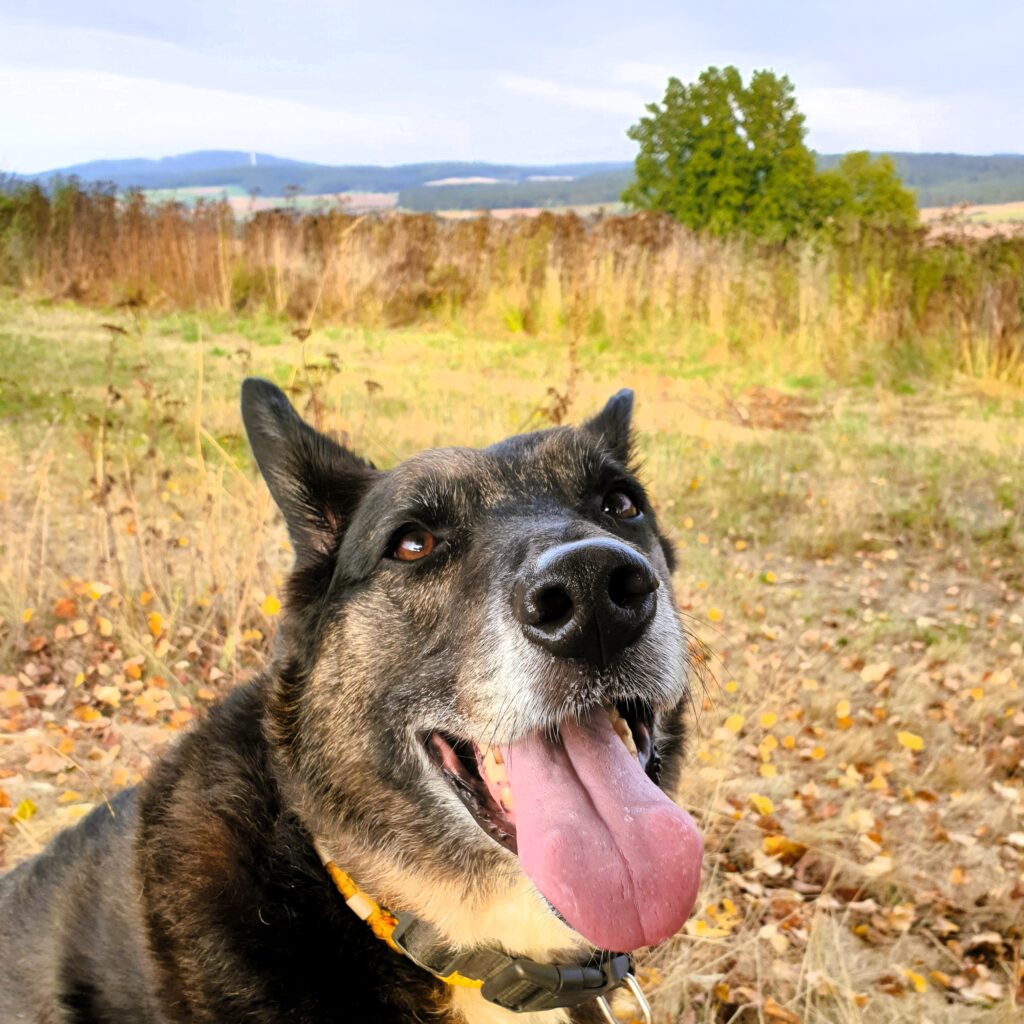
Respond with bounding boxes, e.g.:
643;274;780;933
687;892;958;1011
426;701;656;856
424;699;703;952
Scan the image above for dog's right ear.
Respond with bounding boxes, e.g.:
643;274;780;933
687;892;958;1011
241;378;375;560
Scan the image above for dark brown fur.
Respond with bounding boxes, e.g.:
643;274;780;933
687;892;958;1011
0;382;691;1023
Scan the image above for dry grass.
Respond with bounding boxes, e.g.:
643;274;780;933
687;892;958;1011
4;182;1024;386
0;298;1022;1021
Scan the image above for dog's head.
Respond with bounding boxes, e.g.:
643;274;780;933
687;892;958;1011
242;379;702;954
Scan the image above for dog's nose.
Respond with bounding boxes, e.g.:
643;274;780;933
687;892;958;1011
513;538;658;667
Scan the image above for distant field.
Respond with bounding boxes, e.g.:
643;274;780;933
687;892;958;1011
141;186;398;214
921;200;1024;236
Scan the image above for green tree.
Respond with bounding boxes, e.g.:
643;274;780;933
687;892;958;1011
623;66;821;240
817;151;919;230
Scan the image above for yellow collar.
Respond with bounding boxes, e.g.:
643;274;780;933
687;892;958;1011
312;838;651;1020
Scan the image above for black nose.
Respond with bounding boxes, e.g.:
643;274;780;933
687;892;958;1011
513;538;659;667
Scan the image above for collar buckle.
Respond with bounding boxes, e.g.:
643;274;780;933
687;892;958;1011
479;953;631;1014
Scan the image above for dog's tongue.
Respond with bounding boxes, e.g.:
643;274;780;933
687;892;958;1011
503;711;702;951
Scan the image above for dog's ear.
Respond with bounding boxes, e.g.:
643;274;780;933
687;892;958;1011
584;388;634;463
241;378;374;559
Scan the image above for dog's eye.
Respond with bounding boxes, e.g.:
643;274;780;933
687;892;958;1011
603;489;641;520
391;527;436;562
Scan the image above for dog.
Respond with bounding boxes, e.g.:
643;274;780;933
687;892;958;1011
0;380;703;1023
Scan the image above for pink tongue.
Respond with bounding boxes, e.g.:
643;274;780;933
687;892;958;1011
503;711;703;951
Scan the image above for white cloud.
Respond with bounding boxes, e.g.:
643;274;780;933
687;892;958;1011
498;74;645;117
801;86;945;152
0;67;415;172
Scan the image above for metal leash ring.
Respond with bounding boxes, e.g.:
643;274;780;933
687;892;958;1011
595;973;652;1024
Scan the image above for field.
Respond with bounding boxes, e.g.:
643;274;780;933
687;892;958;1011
0;295;1021;1021
922;201;1024;237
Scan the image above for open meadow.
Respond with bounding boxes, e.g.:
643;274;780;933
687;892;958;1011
0;287;1021;1022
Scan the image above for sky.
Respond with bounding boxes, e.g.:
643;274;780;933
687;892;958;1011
1;1;1022;173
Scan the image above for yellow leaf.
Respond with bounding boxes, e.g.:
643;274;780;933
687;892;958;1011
60;804;93;822
87;582;112;600
835;699;851;718
684;918;730;938
724;680;738;694
810;745;826;760
96;616;113;637
260;594;282;616
723;713;745;734
762;834;806;861
759;763;778;778
968;687;984;701
763;996;799;1022
71;618;89;636
139;590;154;606
846;808;874;832
759;711;778;728
863;854;894;877
861;662;891;684
750;794;775;816
21;608;34;624
58;790;83;803
781;735;796;750
949;866;967;885
10;798;37;823
94;685;121;708
897;731;924;752
707;607;723;622
734;539;747;551
902;969;927;993
801;677;819;691
148;612;164;637
762;571;778;584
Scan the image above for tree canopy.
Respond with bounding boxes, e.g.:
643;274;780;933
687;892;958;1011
623;66;918;238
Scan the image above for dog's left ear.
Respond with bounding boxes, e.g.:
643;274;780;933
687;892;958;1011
584;388;634;463
241;377;375;560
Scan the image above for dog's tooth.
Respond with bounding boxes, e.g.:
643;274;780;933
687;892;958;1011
612;716;639;757
606;706;620;722
499;787;514;813
482;746;508;784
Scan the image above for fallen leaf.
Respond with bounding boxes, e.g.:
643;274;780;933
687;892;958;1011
897;731;924;752
10;798;37;822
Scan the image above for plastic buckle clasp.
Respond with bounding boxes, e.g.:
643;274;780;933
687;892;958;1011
390;911;465;978
480;953;631;1014
595;973;652;1024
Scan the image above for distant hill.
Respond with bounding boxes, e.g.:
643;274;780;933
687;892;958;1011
27;151;632;196
17;149;1024;210
817;152;1024;207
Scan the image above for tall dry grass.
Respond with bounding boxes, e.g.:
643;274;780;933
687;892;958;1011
3;180;1024;383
